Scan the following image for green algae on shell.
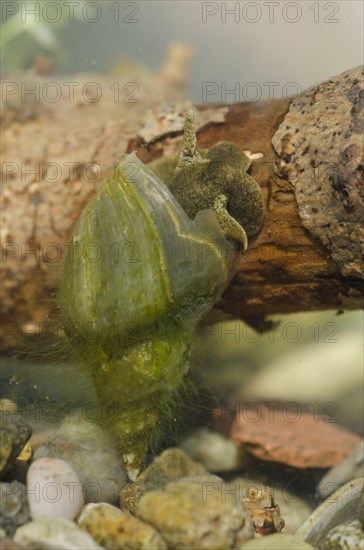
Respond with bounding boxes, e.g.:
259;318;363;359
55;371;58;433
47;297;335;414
59;153;237;480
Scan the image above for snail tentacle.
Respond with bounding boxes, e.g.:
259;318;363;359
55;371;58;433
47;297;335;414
213;194;249;251
176;109;207;172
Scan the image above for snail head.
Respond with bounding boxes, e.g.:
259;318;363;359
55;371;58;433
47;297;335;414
169;110;264;251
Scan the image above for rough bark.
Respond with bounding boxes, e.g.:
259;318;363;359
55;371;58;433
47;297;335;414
1;63;363;345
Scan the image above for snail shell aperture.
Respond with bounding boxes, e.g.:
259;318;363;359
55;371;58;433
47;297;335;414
59;111;264;479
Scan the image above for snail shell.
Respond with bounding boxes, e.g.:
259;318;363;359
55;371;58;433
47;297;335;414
59;152;236;479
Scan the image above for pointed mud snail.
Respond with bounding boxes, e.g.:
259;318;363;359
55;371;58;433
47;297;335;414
59;110;264;480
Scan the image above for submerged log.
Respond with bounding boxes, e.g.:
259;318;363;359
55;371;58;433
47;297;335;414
1;62;363;344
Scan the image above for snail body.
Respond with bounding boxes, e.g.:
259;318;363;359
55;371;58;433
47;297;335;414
59;111;264;479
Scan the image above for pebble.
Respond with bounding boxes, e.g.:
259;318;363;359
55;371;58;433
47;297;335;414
240;533;314;549
27;457;84;520
230;404;360;468
180;428;244;472
296;478;364;547
78;502;167;549
0;481;30;537
34;413;127;504
318;440;364;498
322;520;364;549
120;447;207;513
0;413;32;478
13;517;102;549
137;474;254;549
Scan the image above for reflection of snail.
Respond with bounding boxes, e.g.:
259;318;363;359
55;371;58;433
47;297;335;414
59;110;264;480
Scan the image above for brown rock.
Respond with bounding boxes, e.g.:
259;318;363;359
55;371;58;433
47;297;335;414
0;537;25;549
231;405;361;468
120;448;206;514
136;476;254;549
78;502;167;550
0;415;32;479
272;65;364;281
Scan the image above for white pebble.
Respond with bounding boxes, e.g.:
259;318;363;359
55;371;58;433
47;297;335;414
180;428;243;472
14;517;102;549
27;457;84;520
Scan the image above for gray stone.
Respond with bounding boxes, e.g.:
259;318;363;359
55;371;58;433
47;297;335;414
0;481;30;537
323;520;364;550
180;428;244;472
318;441;364;498
296;478;364;547
33;413;127;504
